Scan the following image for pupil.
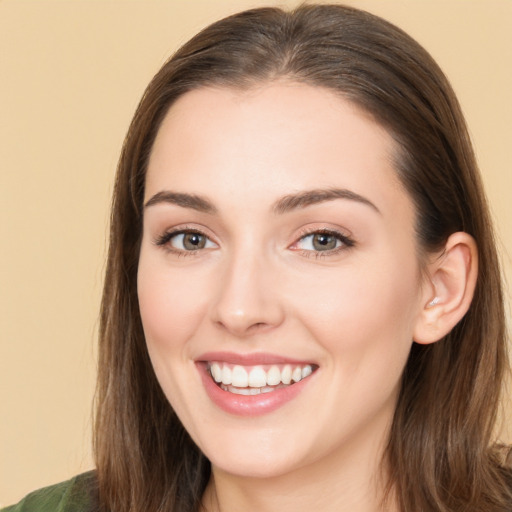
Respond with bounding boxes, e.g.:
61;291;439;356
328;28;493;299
184;233;205;249
313;233;336;250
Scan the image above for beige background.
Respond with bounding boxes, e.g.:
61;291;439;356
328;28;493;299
1;0;510;505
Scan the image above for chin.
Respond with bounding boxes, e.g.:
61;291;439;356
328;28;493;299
209;451;306;480
197;425;320;480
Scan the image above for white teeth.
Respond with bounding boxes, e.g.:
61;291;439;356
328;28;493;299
266;365;281;386
211;362;222;383
302;365;313;379
231;365;249;387
292;366;302;383
248;367;267;387
221;365;232;385
230;386;252;395
281;365;292;385
209;362;315;390
221;384;277;395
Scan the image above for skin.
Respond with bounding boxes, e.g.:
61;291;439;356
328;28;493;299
137;82;435;512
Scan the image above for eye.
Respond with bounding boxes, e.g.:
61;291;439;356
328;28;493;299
155;229;217;252
291;229;354;253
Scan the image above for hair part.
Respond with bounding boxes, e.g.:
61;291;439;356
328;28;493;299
94;4;511;511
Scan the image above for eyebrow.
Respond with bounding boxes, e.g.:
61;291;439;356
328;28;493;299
144;191;217;213
144;187;379;215
272;188;380;215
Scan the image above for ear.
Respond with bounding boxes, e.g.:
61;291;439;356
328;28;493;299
413;232;478;344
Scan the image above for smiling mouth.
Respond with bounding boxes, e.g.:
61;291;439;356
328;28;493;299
207;362;318;396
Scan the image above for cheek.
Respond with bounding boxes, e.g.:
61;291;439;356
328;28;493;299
137;256;208;355
287;254;421;356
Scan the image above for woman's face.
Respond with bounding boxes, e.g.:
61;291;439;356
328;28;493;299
138;82;428;479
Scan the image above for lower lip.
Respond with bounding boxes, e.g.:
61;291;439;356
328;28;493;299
197;363;315;417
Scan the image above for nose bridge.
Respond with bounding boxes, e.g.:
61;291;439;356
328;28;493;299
212;239;284;336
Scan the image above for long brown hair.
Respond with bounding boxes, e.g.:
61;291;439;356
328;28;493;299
94;4;511;511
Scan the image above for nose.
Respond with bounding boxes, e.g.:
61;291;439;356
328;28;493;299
211;249;285;337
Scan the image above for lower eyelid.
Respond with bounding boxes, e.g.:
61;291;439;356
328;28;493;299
299;249;338;259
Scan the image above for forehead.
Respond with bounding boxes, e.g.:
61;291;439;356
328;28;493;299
146;82;410;220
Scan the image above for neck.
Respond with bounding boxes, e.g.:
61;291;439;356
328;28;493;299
201;422;397;512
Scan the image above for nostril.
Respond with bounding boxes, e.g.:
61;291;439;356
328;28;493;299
214;319;270;335
247;321;274;334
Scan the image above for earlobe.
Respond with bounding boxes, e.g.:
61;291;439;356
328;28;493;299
413;232;478;345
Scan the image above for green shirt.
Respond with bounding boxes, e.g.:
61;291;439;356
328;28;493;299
1;472;97;512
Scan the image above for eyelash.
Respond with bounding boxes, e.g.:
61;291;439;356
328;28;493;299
153;227;213;257
153;227;355;258
292;228;355;259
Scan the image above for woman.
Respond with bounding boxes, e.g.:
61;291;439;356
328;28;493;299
4;3;511;512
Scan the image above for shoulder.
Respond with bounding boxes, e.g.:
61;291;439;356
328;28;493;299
1;472;98;512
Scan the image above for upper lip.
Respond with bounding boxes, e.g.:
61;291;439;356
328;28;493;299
196;351;316;366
